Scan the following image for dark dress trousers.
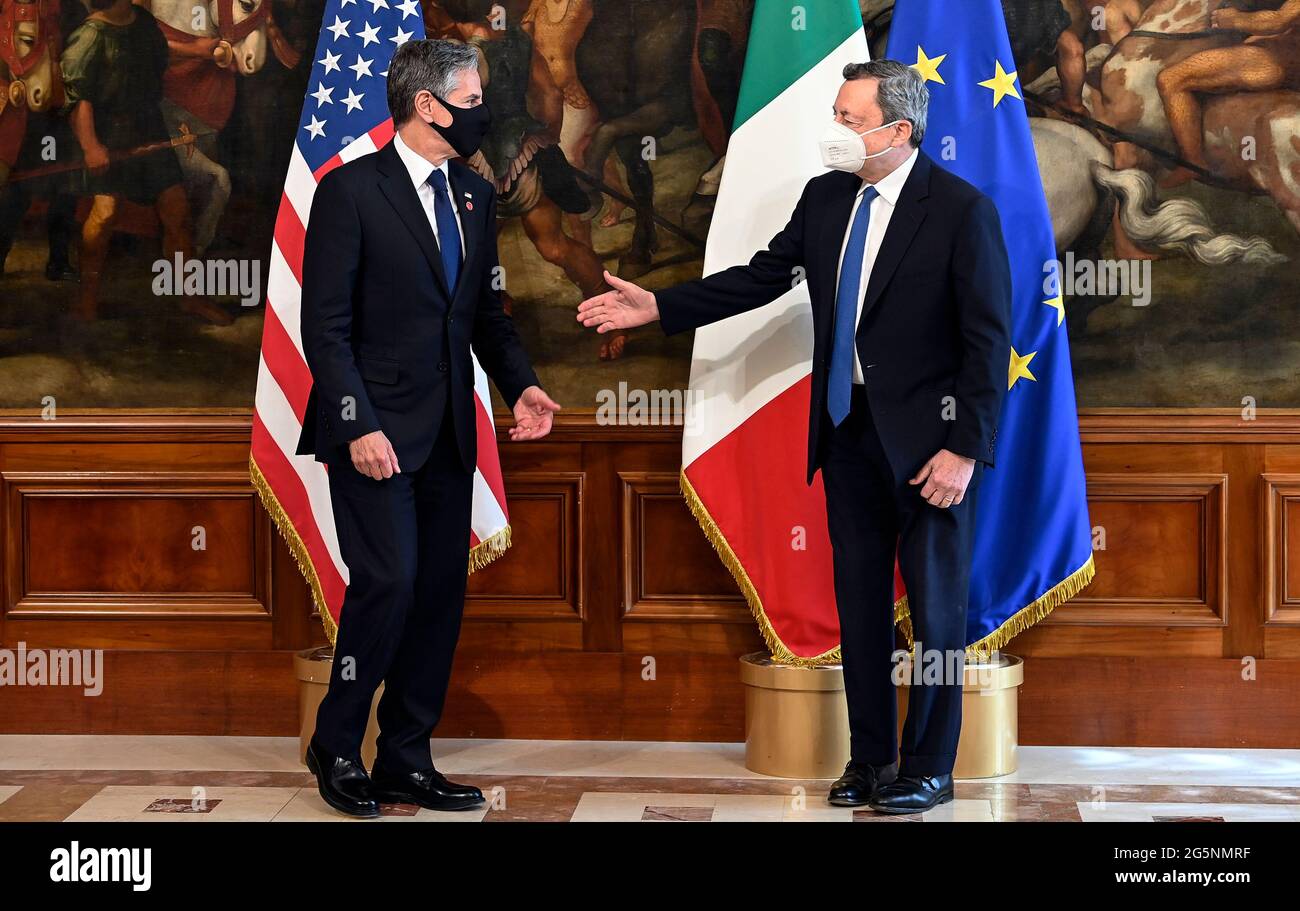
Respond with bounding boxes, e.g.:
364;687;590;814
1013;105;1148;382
296;139;539;772
656;152;1012;775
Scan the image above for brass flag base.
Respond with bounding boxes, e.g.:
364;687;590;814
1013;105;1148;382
293;647;383;769
740;651;1024;780
740;654;850;779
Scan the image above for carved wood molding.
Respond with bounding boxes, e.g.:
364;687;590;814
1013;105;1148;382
1060;473;1229;627
618;471;749;624
464;471;585;622
1262;474;1300;628
5;409;1300;444
2;470;270;620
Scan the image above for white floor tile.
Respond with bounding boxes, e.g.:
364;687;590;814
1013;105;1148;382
272;789;489;822
64;786;298;822
1077;801;1300;823
2;736;1299;790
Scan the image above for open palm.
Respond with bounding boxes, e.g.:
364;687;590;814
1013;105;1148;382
577;270;659;333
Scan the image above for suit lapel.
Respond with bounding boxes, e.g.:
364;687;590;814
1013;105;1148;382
447;161;480;281
376;140;452;299
860;152;931;322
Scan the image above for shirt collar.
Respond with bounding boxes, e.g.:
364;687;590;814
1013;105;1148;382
393;130;449;189
860;147;919;206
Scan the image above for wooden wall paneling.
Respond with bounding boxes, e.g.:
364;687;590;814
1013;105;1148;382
464;471;583;623
1261;472;1300;658
5;471;268;620
1064;473;1227;627
2;411;1300;746
1223;444;1266;658
618;470;749;623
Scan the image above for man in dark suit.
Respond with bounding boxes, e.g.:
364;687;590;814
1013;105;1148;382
578;59;1011;813
298;39;561;818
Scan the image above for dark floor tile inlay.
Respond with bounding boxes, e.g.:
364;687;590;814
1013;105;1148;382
144;798;223;814
1153;816;1225;823
642;806;715;822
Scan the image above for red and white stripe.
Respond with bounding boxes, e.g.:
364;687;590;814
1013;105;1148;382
251;119;510;638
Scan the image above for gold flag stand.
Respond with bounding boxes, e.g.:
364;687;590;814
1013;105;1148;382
740;651;1023;780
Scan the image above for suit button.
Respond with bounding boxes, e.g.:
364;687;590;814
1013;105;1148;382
446;314;454;325
438;361;449;372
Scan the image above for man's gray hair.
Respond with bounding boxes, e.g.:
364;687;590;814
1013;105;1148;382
842;59;929;148
387;39;480;127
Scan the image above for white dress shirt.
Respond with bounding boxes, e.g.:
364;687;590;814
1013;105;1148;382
833;147;919;383
392;131;465;257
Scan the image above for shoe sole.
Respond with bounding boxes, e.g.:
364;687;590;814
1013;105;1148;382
372;788;485;812
306;749;381;819
374;790;486;810
868;791;954;815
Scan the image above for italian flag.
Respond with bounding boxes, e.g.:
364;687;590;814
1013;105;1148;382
681;0;871;666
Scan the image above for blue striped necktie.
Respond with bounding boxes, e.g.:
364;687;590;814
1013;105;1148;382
427;168;461;292
827;186;877;426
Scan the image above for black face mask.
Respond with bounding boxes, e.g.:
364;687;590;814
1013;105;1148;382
427;94;492;158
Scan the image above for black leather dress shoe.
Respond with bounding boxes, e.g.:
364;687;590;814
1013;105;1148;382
869;773;954;814
827;760;899;807
371;763;485;811
305;739;380;818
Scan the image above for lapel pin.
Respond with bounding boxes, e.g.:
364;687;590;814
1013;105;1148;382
464;192;473;211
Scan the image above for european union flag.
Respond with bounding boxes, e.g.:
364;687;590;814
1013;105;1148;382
887;0;1094;653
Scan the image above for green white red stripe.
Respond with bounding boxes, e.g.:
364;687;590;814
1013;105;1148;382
682;0;869;663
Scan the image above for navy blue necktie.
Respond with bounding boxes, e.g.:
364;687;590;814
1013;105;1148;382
827;186;877;426
427;168;462;291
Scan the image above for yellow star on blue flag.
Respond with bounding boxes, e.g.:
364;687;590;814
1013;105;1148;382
911;46;946;84
977;60;1021;107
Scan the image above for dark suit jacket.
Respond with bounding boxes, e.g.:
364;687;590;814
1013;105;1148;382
296;139;539;473
657;151;1012;485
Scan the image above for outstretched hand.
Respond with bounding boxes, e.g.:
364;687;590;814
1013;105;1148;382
510;385;562;441
577;270;659;333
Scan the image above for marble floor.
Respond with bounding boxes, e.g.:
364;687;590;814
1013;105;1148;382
0;736;1297;822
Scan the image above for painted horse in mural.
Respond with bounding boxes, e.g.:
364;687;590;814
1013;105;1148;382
0;0;75;278
1083;0;1300;238
0;0;63;180
147;0;299;252
1021;0;1292;333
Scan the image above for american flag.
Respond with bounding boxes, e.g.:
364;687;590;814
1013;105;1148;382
249;0;512;644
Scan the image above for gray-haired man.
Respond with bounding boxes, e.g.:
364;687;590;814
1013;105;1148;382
578;60;1012;813
298;39;561;817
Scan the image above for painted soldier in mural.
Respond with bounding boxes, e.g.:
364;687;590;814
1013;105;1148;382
60;0;225;322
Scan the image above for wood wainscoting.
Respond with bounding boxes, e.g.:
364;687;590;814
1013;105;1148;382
1;410;1298;748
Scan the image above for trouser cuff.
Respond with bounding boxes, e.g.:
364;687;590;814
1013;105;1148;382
899;752;956;777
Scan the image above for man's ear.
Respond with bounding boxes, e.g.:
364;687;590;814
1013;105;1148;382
417;90;453;128
895;121;914;148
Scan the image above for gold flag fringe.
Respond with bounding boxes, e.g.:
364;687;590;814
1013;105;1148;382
679;469;841;667
894;553;1095;659
680;467;1095;666
250;454;512;647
